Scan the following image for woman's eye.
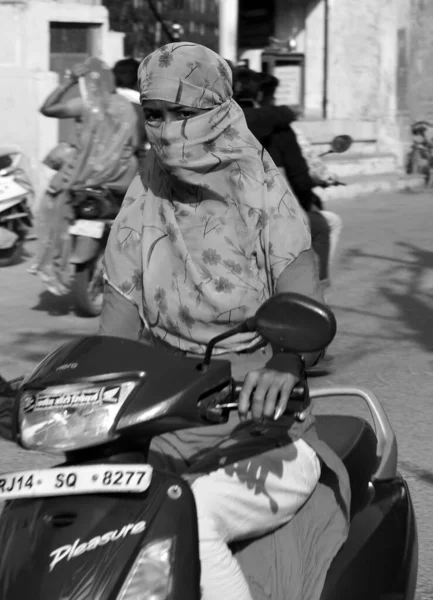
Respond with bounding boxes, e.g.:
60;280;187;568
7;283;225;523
144;111;162;122
177;111;196;120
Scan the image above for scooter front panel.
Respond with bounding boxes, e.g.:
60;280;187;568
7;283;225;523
0;469;200;599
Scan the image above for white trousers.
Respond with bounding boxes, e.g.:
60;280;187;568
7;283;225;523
192;438;321;600
320;210;343;271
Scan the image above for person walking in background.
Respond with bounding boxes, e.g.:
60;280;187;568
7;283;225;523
30;58;140;296
113;58;149;170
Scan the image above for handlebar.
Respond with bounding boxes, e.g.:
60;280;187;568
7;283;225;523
214;381;308;417
213;385;397;482
319;180;346;188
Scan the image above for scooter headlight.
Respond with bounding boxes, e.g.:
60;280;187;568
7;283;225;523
18;381;138;453
117;538;174;600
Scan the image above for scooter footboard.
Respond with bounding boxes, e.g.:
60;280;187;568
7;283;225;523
0;468;200;599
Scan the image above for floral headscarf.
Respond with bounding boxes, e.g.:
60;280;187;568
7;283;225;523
103;43;311;354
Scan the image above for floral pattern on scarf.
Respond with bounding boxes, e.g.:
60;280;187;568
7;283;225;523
103;43;311;354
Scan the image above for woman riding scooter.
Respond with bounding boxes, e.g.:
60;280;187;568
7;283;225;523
100;43;350;600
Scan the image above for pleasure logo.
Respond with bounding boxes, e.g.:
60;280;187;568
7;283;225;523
49;520;146;571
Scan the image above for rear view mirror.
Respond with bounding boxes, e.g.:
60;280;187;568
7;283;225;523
330;135;353;154
254;293;337;353
200;293;337;369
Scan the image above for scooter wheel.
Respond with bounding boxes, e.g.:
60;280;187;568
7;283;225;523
73;256;104;317
0;243;22;267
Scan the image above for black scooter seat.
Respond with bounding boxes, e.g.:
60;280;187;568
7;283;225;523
315;415;378;516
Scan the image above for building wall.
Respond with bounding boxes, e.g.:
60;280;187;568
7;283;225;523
238;0;433;164
327;0;382;121
0;0;110;206
408;0;433;121
304;1;325;119
273;0;325;119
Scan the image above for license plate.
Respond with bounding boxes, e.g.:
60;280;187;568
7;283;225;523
0;177;27;202
69;219;105;239
0;464;153;500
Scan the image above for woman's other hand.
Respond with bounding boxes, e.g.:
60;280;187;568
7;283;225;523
238;368;299;422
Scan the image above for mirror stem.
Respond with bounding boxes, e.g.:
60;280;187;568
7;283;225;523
198;319;255;371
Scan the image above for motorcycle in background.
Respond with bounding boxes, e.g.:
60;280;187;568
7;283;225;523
68;186;124;317
0;147;33;267
405;121;433;185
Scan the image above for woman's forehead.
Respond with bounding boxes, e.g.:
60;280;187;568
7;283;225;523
139;43;233;109
142;100;209;115
142;100;181;110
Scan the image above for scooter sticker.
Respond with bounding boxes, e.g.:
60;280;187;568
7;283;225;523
22;395;36;413
49;520;146;571
23;386;122;413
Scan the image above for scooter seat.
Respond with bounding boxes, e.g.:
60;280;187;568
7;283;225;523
315;415;378;516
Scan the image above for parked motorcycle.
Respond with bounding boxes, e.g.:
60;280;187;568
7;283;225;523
68;186;124;317
0;293;418;599
406;121;433;185
0;147;33;267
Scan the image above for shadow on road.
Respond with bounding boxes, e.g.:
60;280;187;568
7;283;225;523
337;241;433;355
10;330;87;366
378;241;433;354
31;291;74;317
400;460;433;486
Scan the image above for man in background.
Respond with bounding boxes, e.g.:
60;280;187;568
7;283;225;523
234;69;332;295
113;58;149;169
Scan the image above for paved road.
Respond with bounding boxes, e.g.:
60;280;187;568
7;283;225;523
1;189;432;597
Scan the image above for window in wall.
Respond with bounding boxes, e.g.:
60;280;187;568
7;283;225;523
173;0;184;8
50;22;93;54
200;23;206;36
190;21;196;33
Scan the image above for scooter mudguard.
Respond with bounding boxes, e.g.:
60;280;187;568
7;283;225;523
0;227;18;250
321;477;418;600
69;235;101;265
0;197;24;213
0;469;201;599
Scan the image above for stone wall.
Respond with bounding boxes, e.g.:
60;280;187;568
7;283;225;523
0;0;112;206
408;0;433;121
327;0;382;120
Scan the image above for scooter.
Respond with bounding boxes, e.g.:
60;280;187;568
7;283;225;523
0;147;33;267
0;293;418;599
406;121;433;185
68;186;124;317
